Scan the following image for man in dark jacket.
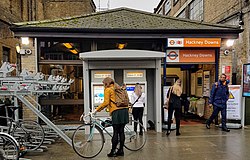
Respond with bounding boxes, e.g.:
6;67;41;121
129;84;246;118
206;74;230;132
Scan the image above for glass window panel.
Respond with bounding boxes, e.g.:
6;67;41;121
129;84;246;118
178;10;186;18
39;40;91;61
39;64;83;122
165;0;171;14
189;0;203;21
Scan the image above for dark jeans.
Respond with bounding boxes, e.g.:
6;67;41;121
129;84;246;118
132;107;144;133
207;105;227;128
111;124;126;150
167;106;181;133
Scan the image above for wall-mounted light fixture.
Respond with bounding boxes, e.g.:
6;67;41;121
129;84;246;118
16;44;21;53
239;11;244;26
226;39;234;47
21;37;29;45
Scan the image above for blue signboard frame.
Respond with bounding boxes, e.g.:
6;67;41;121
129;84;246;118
243;63;250;97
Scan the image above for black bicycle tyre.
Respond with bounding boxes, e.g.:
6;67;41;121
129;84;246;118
124;120;147;151
0;132;20;160
72;123;104;158
11;120;45;151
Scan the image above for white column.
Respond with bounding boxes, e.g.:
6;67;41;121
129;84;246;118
155;59;162;132
83;60;90;115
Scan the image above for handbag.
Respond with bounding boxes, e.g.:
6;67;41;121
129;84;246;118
164;87;173;109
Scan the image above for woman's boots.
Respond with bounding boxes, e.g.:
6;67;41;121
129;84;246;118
107;149;124;157
116;149;124;156
166;130;171;136
107;149;117;157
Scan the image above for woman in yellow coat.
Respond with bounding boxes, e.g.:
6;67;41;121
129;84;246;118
94;77;129;157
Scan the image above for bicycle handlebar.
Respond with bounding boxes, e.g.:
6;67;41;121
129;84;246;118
80;112;96;122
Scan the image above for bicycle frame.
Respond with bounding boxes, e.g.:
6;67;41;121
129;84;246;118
0;115;27;136
83;114;113;139
73;112;147;158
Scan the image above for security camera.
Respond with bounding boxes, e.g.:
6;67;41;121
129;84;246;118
25;49;32;55
239;20;244;26
224;50;230;56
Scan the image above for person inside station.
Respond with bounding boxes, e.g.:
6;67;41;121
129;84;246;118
206;74;230;132
166;79;182;136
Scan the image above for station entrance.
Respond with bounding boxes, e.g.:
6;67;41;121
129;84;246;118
163;64;216;127
163;45;220;128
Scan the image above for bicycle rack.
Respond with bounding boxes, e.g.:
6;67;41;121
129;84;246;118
0;62;74;147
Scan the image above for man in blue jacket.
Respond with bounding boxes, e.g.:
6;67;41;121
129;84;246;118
206;74;230;132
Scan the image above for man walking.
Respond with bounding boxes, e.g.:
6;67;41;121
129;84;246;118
206;74;230;132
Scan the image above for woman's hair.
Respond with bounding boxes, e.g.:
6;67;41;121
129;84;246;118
134;83;142;96
172;79;182;96
102;77;114;87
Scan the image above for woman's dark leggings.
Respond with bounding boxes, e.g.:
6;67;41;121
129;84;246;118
132;107;144;132
111;124;126;150
167;107;181;133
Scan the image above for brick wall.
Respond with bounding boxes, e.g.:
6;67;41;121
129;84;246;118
0;0;22;20
44;0;95;19
219;40;233;82
204;0;240;23
0;22;18;64
20;38;37;120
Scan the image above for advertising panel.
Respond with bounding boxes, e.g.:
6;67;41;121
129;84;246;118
93;85;104;106
227;85;242;120
243;64;250;97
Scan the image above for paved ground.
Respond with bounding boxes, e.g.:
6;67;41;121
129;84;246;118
24;124;250;160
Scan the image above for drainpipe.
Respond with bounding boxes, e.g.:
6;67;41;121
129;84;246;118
215;48;219;82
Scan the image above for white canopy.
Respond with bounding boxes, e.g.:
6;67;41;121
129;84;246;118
79;49;165;60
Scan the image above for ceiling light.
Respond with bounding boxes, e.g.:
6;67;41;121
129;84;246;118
117;43;127;49
63;43;73;49
70;49;78;54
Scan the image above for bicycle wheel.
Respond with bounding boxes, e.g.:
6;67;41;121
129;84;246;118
12;120;44;151
0;132;19;160
124;120;147;151
72;124;104;158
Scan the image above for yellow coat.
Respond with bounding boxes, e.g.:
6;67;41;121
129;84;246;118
96;84;126;115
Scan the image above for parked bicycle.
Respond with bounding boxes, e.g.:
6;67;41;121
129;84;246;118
72;112;147;158
0;132;19;160
0;105;44;152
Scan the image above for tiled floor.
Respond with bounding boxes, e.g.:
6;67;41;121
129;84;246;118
24;124;250;160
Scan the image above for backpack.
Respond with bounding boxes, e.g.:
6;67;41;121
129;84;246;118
112;87;129;107
213;82;229;100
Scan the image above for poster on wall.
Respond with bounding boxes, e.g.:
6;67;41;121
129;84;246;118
227;85;242;120
163;86;171;105
203;71;210;97
191;73;196;95
222;65;231;80
243;64;250;97
93;85;104;105
196;71;203;97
